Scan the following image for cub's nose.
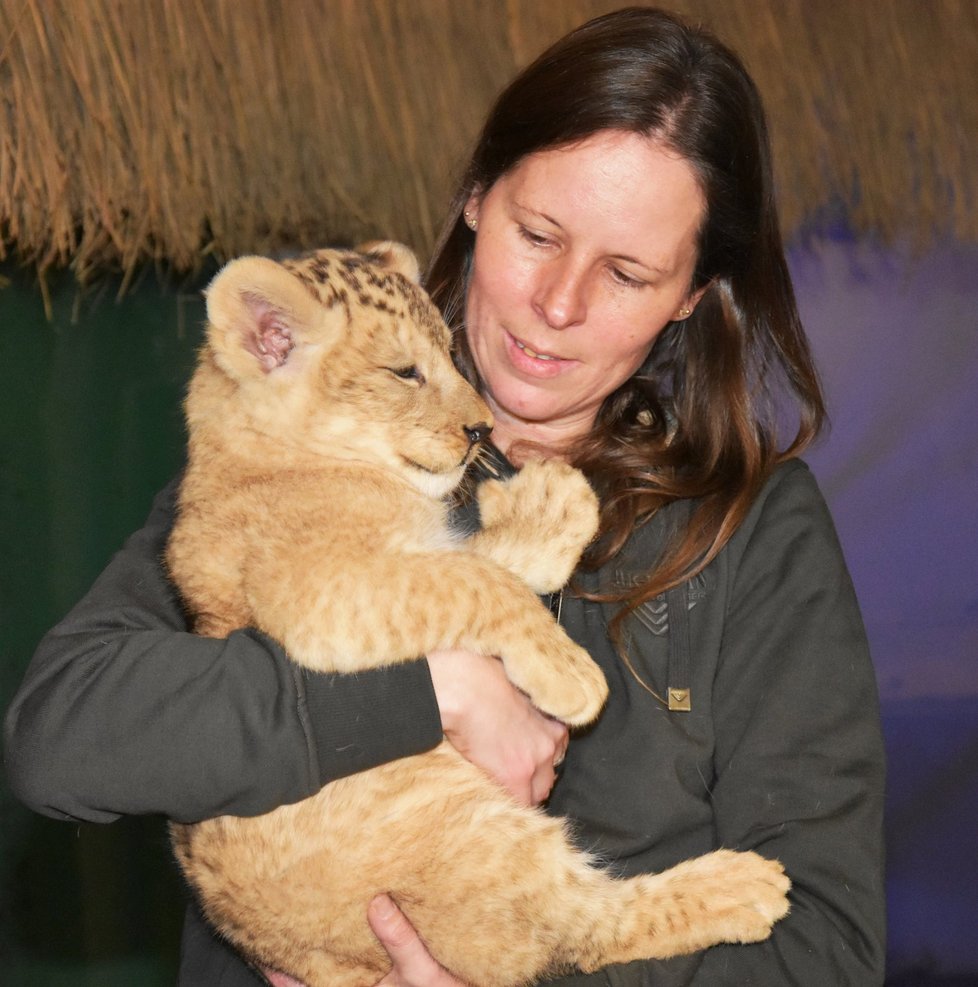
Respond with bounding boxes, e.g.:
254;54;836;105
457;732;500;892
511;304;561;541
464;422;492;447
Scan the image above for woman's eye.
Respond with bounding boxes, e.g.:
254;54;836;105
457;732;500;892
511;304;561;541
609;266;646;289
388;365;425;385
518;226;552;247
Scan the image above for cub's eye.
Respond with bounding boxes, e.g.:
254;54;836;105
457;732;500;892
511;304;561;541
387;365;426;385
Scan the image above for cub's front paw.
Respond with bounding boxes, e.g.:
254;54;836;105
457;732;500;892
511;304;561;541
476;461;599;592
506;636;609;727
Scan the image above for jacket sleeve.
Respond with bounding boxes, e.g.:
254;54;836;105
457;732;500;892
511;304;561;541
3;479;444;825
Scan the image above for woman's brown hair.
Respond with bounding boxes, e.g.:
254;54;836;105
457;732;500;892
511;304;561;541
426;7;826;653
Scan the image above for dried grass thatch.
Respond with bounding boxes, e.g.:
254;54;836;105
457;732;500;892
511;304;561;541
1;0;976;284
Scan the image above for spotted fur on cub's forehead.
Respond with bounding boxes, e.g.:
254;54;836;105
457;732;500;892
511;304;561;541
281;248;449;348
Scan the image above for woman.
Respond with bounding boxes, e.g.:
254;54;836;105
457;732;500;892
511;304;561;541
4;7;886;985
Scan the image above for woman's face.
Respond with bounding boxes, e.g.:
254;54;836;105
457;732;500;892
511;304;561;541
465;130;706;451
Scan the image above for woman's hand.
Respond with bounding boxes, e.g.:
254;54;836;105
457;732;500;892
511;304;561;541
426;647;568;805
262;896;471;987
262;969;304;986
369;894;468;986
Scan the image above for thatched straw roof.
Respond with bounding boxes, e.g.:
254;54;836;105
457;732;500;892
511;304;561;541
1;0;976;284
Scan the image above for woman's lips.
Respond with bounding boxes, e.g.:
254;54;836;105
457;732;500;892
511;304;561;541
504;331;574;378
515;338;558;360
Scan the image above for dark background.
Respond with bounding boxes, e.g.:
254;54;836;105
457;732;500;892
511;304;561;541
1;261;207;984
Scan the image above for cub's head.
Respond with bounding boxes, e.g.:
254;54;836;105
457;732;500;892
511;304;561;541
193;241;492;498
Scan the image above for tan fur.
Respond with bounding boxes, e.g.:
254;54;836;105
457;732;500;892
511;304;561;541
167;242;790;986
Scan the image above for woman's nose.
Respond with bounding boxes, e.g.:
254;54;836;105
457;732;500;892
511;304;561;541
532;259;587;330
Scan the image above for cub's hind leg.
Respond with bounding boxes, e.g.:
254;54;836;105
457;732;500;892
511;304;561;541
567;849;791;973
421;841;790;984
177;748;788;987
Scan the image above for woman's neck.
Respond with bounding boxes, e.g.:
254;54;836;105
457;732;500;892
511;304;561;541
487;409;595;465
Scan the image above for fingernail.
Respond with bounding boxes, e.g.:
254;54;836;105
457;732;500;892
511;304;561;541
370;894;395;920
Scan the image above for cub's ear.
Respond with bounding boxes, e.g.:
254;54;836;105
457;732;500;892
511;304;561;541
355;240;421;284
204;256;323;381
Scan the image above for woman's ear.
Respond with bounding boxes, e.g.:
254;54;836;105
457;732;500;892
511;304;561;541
674;282;711;321
463;189;483;231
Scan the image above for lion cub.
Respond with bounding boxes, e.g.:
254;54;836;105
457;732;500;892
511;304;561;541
167;243;790;986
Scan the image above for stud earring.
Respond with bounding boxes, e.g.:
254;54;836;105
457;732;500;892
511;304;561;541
464;211;478;231
677;307;691;319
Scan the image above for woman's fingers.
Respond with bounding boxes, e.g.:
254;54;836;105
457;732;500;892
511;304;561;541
262;969;306;986
369;895;467;986
427;648;569;805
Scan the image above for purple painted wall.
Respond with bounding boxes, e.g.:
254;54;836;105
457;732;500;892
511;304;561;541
791;238;978;978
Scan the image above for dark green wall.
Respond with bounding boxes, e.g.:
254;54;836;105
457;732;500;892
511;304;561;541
1;261;212;984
